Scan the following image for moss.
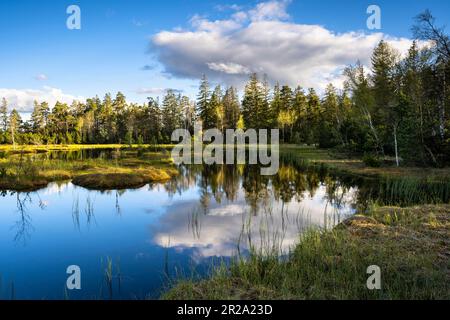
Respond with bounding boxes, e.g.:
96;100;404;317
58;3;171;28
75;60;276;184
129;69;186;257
72;173;146;190
0;177;50;192
72;168;174;190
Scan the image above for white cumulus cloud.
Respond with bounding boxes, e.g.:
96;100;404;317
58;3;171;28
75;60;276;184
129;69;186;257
151;0;413;91
0;86;85;112
207;62;251;75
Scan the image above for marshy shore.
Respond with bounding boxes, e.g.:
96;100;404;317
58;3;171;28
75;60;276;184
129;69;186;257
163;204;450;300
0;144;178;191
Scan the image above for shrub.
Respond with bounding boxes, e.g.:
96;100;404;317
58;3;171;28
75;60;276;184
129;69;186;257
363;154;381;167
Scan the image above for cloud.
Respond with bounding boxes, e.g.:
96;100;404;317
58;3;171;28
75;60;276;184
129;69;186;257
248;0;291;22
34;74;48;81
0;86;85;112
207;62;251;75
151;185;356;258
215;4;243;12
135;87;183;95
151;0;413;91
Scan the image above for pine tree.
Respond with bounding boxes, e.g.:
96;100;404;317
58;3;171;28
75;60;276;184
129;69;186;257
210;85;223;130
9;109;22;146
98;94;115;143
261;74;272;129
372;40;400;165
306;88;321;145
162;90;183;141
278;85;295;142
30;100;45;134
242;73;265;129
319;84;341;148
197;75;215;129
147;97;163;143
270;83;282;128
113;92;128;142
292;86;307;143
223;87;241;129
0;98;9;132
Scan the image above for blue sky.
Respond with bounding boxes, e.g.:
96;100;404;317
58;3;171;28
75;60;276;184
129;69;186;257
1;0;449;112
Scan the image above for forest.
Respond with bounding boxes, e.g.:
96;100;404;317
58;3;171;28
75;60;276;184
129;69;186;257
1;11;449;167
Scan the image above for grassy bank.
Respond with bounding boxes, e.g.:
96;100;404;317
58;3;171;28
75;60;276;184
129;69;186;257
163;204;450;300
280;145;450;181
0;144;175;152
0;145;178;191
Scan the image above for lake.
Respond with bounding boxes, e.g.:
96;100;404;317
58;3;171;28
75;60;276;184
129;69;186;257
0;152;363;300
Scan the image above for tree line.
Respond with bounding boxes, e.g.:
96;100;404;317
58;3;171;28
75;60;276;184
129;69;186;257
0;11;448;166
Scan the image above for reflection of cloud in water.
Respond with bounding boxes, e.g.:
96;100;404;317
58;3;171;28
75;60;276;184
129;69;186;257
208;204;245;217
41;182;70;196
151;185;356;259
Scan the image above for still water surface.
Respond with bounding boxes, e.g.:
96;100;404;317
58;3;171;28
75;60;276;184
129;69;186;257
0;156;359;299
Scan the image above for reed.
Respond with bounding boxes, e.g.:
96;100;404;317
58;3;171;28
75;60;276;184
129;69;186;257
163;204;450;300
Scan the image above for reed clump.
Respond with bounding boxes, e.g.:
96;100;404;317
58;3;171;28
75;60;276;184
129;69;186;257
163;204;450;300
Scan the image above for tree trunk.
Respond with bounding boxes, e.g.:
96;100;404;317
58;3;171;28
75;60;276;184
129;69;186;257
11;127;15;149
363;107;384;156
393;125;399;167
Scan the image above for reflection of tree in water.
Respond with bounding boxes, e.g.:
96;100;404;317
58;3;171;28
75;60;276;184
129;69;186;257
115;190;125;216
305;171;321;198
272;166;306;203
152;160;364;217
323;176;352;228
160;165;201;198
12;192;34;246
242;165;270;216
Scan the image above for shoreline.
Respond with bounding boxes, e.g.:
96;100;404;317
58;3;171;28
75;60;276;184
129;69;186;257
163;204;450;300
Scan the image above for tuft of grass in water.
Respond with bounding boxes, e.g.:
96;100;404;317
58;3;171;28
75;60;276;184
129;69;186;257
101;256;123;300
63;286;69;300
105;257;114;300
163;205;450;300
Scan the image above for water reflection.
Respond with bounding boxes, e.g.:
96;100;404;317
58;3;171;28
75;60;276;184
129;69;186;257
12;193;34;246
0;161;358;299
147;163;357;258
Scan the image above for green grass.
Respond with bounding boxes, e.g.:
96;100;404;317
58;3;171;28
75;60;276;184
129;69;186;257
280;144;450;181
0;145;178;191
0;144;175;152
163;205;450;300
